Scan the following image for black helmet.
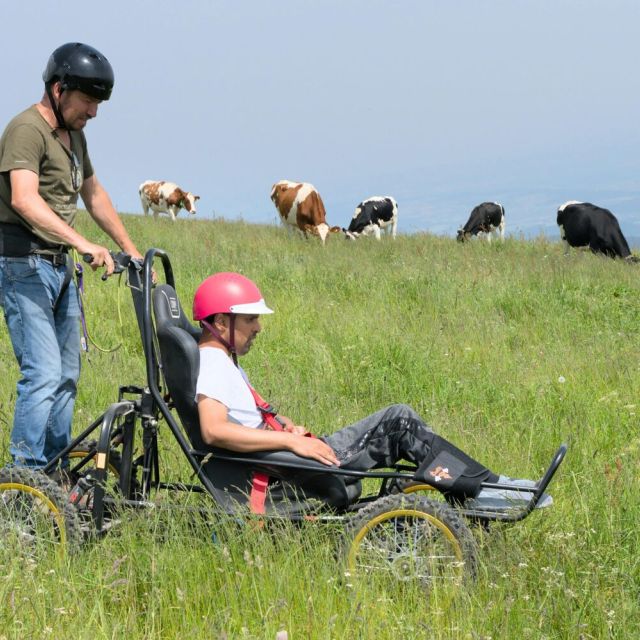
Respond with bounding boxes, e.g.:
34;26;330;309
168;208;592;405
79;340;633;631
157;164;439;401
43;43;114;101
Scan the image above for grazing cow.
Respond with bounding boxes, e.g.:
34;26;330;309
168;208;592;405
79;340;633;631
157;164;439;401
139;180;200;221
270;180;340;245
343;196;398;240
557;201;637;260
457;202;506;243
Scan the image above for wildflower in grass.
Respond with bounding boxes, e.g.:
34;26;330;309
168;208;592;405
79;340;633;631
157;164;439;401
107;554;128;577
558;376;566;383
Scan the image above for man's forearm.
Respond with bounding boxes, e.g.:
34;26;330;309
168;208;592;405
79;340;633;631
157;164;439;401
12;189;87;249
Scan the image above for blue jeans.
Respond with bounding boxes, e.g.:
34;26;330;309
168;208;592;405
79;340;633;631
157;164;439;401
0;255;80;468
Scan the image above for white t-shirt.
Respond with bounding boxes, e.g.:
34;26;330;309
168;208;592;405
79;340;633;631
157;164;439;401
195;347;263;428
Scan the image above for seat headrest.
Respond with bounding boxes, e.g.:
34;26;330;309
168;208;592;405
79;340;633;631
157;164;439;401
153;284;201;341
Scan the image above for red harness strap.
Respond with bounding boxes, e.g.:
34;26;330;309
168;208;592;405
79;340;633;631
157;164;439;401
246;385;314;514
248;386;287;432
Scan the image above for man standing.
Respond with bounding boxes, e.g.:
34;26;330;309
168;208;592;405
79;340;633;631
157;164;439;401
0;43;144;474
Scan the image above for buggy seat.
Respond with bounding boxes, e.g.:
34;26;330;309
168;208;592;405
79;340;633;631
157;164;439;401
152;284;361;513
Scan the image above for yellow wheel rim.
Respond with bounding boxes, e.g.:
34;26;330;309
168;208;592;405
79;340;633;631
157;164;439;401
0;482;67;548
401;483;436;494
348;507;464;584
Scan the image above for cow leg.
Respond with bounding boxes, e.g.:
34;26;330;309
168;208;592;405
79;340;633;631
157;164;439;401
141;200;149;216
301;225;314;241
169;209;177;222
589;238;612;258
373;225;382;241
390;218;397;239
562;240;571;255
498;220;506;242
153;210;159;220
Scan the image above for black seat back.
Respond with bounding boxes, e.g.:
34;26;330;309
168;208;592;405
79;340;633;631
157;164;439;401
152;284;205;449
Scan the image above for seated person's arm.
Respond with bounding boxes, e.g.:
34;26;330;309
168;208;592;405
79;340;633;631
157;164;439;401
197;396;339;466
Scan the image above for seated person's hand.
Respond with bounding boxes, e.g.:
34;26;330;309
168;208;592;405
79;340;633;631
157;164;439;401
288;436;340;467
277;415;309;436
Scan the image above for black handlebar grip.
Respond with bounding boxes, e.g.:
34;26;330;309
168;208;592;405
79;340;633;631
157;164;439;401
83;252;110;280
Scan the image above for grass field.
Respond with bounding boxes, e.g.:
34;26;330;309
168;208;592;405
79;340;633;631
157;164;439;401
0;213;638;639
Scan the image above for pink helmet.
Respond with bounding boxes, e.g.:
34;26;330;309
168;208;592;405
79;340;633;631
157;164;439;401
193;272;274;320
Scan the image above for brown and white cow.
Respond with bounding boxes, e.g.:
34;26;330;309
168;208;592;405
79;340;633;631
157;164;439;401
270;180;340;245
139;181;200;221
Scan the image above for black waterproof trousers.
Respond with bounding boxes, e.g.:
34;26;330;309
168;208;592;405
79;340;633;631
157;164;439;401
323;404;498;501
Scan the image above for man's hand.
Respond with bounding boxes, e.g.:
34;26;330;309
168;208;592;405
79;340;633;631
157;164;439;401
288;436;340;467
76;241;115;276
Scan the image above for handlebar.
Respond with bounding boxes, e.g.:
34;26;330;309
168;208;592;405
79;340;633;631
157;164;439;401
82;251;142;281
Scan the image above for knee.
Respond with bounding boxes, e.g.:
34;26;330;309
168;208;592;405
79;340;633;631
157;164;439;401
25;359;63;392
389;403;421;420
386;403;433;433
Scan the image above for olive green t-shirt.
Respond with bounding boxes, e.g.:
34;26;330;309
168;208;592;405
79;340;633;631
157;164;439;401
0;105;94;245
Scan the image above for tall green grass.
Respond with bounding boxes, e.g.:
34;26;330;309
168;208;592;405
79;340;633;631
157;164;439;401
0;213;638;638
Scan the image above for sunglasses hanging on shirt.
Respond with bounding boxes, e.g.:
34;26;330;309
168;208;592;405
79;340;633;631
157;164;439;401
70;151;81;192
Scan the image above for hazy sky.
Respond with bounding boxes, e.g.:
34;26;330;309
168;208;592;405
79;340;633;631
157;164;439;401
2;1;639;240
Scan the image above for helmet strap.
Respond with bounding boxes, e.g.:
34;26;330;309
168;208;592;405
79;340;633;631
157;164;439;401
201;315;238;367
46;83;68;130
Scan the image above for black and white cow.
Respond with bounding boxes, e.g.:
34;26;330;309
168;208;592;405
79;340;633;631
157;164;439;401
557;201;636;260
457;202;505;243
343;196;398;240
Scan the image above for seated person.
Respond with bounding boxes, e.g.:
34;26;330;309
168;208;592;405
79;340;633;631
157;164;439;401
194;272;548;512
